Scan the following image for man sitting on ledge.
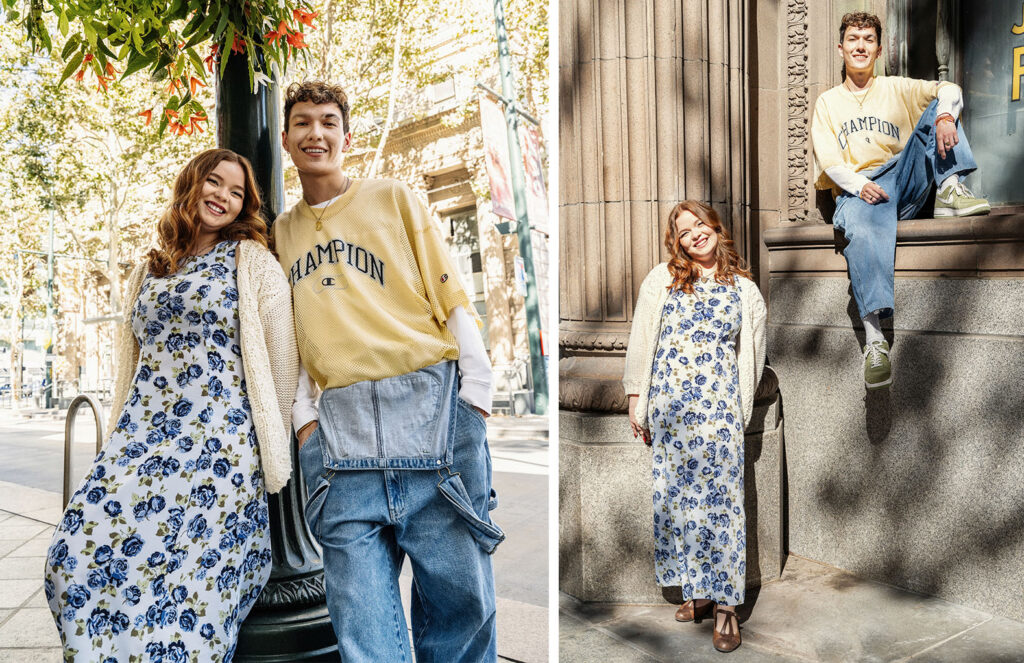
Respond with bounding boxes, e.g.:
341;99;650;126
811;11;990;391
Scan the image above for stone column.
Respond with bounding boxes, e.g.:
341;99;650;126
559;0;750;412
559;0;785;605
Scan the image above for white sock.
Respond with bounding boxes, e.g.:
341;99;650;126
940;175;958;192
863;312;884;346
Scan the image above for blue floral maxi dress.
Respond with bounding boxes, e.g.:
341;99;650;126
647;278;746;605
44;241;273;662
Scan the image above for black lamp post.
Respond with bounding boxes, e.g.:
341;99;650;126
215;48;338;661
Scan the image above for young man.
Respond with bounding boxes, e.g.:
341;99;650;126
811;12;990;390
272;81;502;662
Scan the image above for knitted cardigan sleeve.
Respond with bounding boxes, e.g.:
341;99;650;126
252;245;299;493
104;264;148;442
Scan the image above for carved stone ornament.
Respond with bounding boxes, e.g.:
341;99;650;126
787;0;811;223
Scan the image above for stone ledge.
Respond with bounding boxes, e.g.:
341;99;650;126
764;212;1024;276
764;211;1024;248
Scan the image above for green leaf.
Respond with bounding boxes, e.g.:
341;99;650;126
131;25;144;52
214;11;229;42
185;46;205;78
58;9;68;37
97;39;117;61
60;34;81;60
37;19;52;53
219;23;234;79
120;51;153;80
58;50;84;86
182;9;204;37
82;19;97;50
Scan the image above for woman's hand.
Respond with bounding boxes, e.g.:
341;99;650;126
628;395;651;445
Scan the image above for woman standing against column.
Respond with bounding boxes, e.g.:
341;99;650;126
43;149;298;661
623;200;766;653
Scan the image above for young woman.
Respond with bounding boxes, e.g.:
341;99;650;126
622;200;766;653
43;149;298;661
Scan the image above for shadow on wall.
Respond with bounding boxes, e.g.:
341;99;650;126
775;276;1024;610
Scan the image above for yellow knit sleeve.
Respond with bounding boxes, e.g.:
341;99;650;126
899;76;942;115
393;181;472;325
811;94;843;190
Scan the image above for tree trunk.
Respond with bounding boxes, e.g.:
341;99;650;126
7;250;24;408
106;178;121;312
367;2;405;178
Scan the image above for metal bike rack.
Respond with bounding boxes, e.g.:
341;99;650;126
63;394;105;508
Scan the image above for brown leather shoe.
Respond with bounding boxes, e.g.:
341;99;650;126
712;605;741;652
674;599;712;623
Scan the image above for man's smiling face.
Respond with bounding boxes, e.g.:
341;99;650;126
839;25;881;78
282;101;352;175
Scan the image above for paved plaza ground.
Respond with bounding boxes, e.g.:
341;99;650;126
0;407;549;662
561;555;1024;662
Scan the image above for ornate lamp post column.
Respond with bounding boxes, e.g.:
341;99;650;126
216;51;337;661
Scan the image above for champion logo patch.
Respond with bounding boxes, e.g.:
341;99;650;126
440;273;448;283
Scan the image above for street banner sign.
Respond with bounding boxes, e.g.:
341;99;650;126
479;93;517;222
519;124;549;233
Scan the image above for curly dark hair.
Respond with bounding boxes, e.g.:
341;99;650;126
839;11;882;42
663;201;751;294
283;81;351;134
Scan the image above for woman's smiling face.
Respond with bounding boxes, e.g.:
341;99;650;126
674;210;719;265
196;159;246;234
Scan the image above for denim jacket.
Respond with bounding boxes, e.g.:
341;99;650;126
315;359;458;470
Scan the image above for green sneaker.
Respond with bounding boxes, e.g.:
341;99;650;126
863;340;892;390
934;181;991;217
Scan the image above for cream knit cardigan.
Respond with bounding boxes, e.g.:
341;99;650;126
622;263;767;429
106;240;299;494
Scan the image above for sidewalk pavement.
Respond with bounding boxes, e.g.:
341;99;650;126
560;555;1024;662
0;409;550;662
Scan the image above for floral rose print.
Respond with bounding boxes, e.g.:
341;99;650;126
647;279;747;605
44;242;272;661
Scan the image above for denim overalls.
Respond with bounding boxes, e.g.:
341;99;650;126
833;99;978;319
298;359;504;662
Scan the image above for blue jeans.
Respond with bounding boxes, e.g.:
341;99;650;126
299;397;502;663
833;99;978;319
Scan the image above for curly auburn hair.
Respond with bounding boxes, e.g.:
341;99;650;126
283;81;351;134
663;200;751;294
146;149;268;277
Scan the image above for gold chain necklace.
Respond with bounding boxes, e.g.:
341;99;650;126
845;77;874;111
308;177;350;231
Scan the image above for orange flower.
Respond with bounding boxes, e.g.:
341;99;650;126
190;114;208;133
165;109;180;120
74;68;85;82
230;35;246;54
189;77;206;95
83;53;94;63
293;9;318;27
139;109;153;125
95;75;110;91
286;31;307;49
165;78;182;94
105;62;117;77
264;27;285;46
204;44;219;73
